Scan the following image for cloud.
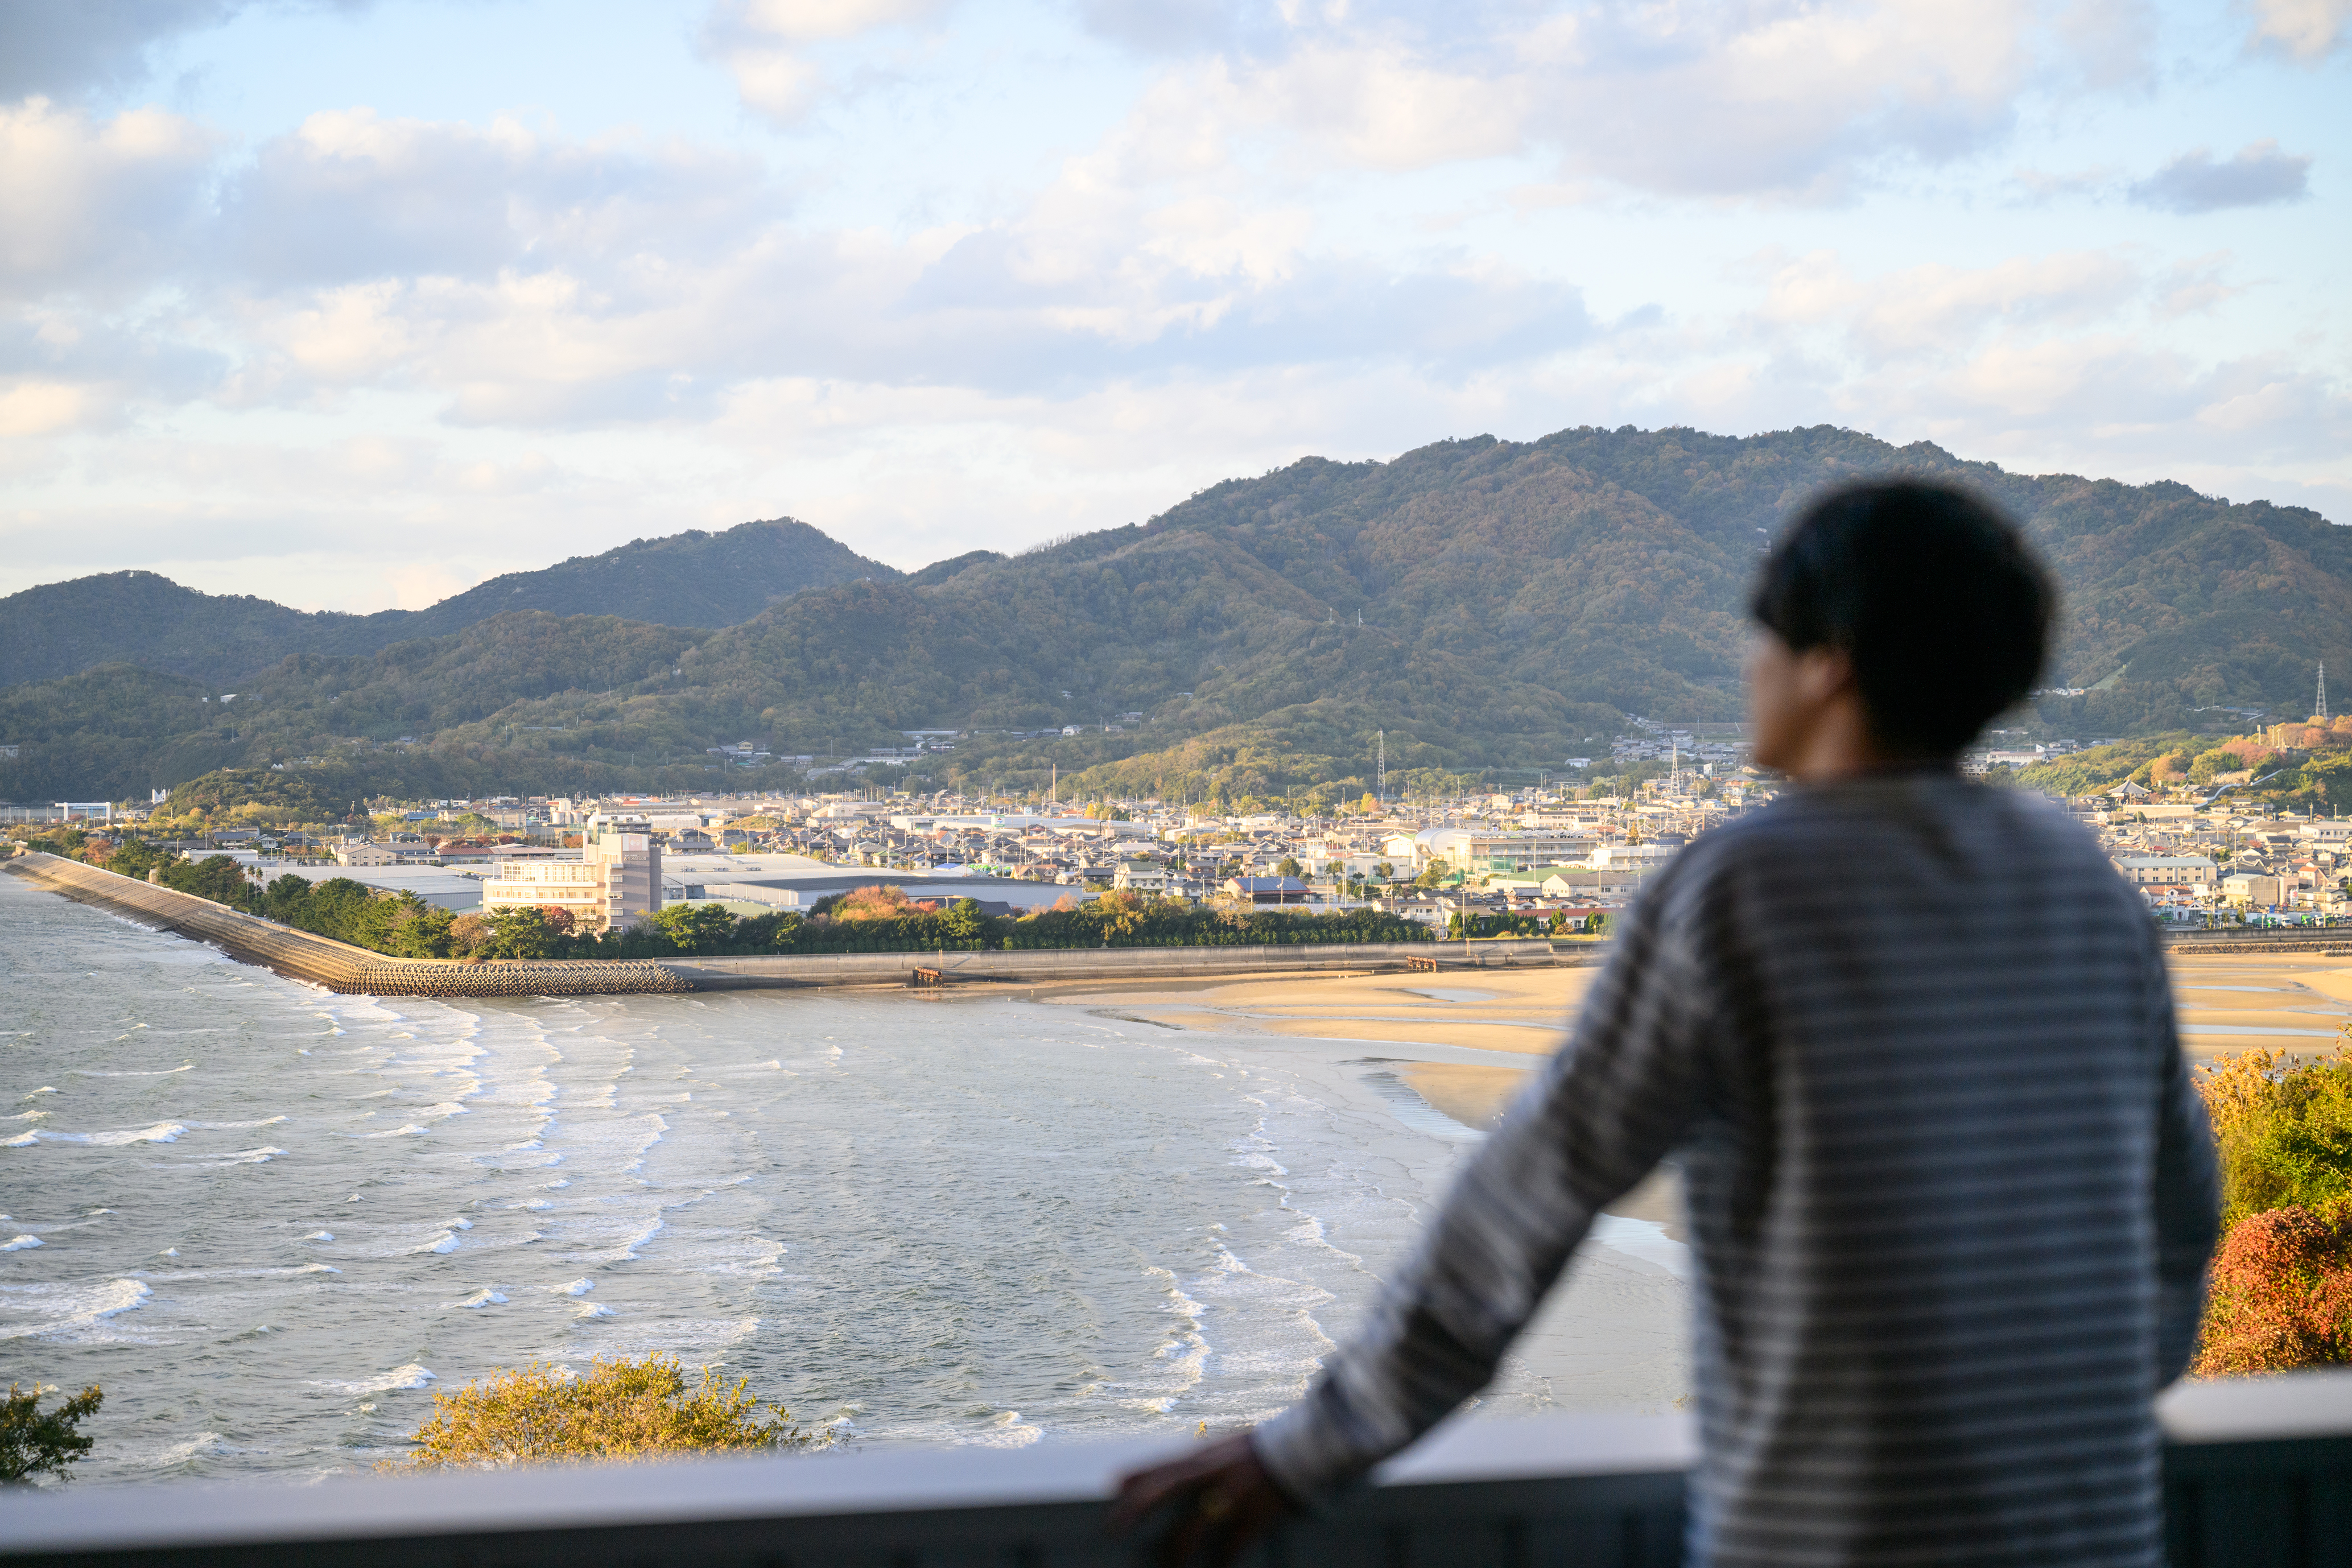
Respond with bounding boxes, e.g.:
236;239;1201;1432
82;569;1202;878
2245;0;2352;58
218;109;781;290
1516;0;2061;201
0;97;220;300
1756;249;2143;364
1076;1;2159;201
700;0;952;124
2130;141;2312;213
0;1;373;101
0;0;239;100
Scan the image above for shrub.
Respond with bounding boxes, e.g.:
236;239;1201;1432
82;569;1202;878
2193;1041;2352;1374
2190;1201;2352;1377
1;1383;102;1484
391;1355;827;1470
2198;1045;2352;1228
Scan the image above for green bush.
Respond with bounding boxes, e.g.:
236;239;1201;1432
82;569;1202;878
2;1383;102;1484
2201;1045;2352;1229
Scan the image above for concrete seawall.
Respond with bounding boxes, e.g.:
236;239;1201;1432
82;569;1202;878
4;852;1572;997
3;853;696;996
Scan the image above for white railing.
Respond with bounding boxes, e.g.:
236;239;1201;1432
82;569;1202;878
3;1372;2347;1566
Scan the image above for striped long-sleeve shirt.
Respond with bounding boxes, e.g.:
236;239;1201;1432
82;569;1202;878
1252;772;2222;1566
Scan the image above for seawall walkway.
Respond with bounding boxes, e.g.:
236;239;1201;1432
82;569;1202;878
2;852;1567;998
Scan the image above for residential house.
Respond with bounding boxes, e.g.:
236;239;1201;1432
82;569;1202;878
2221;873;2285;909
2114;856;2218;887
1112;860;1170;895
1222;876;1310;906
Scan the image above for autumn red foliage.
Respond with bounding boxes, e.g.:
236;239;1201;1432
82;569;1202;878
2190;1202;2352;1377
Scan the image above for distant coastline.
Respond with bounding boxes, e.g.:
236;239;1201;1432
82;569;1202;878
3;852;1564;997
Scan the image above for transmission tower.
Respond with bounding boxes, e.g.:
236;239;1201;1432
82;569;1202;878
1376;730;1386;804
2320;661;2329;722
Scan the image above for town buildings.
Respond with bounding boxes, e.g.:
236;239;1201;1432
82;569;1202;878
481;832;662;934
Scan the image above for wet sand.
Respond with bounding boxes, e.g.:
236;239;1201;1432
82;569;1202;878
1034;946;2344;1420
2167;951;2352;1064
1054;947;2349;1144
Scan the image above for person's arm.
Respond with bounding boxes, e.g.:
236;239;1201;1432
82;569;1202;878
1248;880;1722;1505
2145;931;2221;1385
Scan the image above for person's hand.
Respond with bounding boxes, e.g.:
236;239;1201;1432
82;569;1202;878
1107;1431;1298;1567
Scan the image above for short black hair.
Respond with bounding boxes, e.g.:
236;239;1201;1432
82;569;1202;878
1749;480;2055;757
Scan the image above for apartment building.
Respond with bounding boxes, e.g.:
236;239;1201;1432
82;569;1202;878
482;832;662;933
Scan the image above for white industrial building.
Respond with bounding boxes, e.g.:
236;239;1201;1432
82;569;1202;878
481;832;662;933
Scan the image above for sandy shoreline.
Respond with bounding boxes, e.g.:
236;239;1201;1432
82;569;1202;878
1030;945;2344;1420
1048;947;2349;1141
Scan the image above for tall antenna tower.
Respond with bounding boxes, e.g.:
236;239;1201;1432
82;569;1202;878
1376;731;1386;804
2320;661;2329;722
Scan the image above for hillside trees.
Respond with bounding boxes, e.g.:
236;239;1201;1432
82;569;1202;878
6;424;2347;803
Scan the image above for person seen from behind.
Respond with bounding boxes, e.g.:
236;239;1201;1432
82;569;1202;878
1112;479;2223;1566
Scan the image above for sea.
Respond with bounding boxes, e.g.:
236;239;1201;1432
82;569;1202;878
0;872;1687;1486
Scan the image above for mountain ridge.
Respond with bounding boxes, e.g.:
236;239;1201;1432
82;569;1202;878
2;424;2343;805
0;517;893;690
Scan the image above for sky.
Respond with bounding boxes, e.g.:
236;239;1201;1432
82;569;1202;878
1;0;2345;613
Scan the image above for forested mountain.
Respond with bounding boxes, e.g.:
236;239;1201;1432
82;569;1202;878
2;425;2341;805
0;517;890;688
388;517;894;641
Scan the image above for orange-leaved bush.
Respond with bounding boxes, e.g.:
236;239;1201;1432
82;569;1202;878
390;1354;828;1469
2192;1041;2352;1375
2190;1200;2352;1377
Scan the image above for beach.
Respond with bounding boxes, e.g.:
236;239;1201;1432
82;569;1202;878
1043;942;2352;1244
1054;940;2350;1083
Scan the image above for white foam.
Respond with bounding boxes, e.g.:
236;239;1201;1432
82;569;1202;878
151;1431;259;1467
450;1218;473;1229
359;1124;428;1138
193;1146;284;1166
315;1363;435;1396
1;1235;42;1252
304;1231;333;1241
574;1302;615;1319
960;1410;1043;1448
555;1277;595;1295
0;1277;153;1343
72;1064;195;1077
449;1289;507;1309
20;1121;188;1146
1123;1265;1210;1412
408;1232;461;1255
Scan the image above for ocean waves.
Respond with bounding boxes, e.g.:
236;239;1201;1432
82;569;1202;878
4;872;1675;1487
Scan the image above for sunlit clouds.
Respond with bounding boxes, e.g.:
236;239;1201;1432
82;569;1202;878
0;0;2342;610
